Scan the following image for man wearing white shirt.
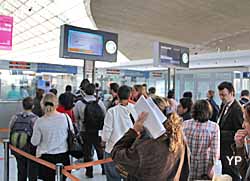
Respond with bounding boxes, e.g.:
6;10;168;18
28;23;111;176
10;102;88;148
102;85;138;181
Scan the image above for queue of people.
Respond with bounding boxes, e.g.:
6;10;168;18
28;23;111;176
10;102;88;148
9;79;250;181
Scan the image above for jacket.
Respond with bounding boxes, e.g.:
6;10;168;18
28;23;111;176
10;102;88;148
111;129;190;181
232;144;250;181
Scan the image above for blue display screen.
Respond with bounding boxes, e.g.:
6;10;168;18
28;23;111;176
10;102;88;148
67;30;103;56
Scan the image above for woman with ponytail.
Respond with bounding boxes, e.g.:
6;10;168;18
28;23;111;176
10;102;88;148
111;96;190;181
31;93;74;181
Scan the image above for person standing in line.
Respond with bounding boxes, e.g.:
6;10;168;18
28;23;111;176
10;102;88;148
217;81;243;180
74;83;106;178
107;83;119;109
177;97;193;121
183;100;220;180
102;85;138;181
32;88;44;117
206;90;219;122
31;93;74;181
9;97;38;181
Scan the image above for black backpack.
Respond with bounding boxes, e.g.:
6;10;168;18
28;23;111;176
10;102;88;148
10;113;36;150
81;99;105;132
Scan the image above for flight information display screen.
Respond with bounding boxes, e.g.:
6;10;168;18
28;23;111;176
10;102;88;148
67;30;103;56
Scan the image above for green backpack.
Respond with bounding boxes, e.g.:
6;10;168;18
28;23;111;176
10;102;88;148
10;113;35;149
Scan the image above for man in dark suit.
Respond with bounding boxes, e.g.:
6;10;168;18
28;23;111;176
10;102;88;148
217;81;243;180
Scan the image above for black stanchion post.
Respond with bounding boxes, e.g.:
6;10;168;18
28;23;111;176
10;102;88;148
55;163;64;181
3;139;9;181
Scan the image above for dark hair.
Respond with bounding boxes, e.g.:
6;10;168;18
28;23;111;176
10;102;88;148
58;93;74;110
110;83;119;93
85;83;96;95
118;85;131;100
49;88;57;96
179;97;193;112
22;97;34;110
142;83;147;88
133;84;143;92
218;81;235;93
80;79;90;91
241;89;250;97
65;85;72;92
192;100;212;123
167;89;175;99
148;87;156;94
208;90;215;98
183;91;192;98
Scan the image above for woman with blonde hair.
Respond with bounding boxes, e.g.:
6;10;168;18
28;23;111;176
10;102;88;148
111;97;190;180
31;93;74;181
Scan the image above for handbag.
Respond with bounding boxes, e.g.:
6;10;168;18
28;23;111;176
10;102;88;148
65;114;84;159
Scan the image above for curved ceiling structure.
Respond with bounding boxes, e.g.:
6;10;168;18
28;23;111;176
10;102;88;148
90;0;250;60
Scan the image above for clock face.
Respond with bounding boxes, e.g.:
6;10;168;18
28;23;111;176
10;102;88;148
105;41;117;54
182;53;189;64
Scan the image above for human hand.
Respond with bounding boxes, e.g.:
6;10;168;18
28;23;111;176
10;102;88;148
234;129;248;147
133;112;148;133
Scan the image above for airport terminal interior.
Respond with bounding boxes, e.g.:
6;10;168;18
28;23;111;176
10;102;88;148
1;0;250;180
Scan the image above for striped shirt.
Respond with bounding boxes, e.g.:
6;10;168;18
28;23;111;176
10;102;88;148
183;119;220;180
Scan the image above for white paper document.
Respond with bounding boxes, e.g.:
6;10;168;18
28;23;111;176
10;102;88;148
134;96;167;139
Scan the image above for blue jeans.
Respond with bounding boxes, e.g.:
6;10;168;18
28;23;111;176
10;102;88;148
104;152;122;181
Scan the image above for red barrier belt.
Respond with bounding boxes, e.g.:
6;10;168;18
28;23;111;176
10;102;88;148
64;157;113;171
9;144;80;181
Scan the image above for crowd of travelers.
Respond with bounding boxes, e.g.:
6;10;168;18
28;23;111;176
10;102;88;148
8;79;250;181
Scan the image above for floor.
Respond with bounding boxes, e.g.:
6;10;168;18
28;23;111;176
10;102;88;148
0;144;107;181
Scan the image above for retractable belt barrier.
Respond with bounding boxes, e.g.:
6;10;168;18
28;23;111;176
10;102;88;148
1;128;114;181
0;128;9;132
9;144;80;181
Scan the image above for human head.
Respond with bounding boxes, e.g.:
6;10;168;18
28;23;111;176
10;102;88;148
148;87;156;95
36;88;44;98
207;90;215;99
167;89;175;99
49;88;57;96
177;98;193;116
109;83;119;97
142;84;148;96
118;85;131;101
22;96;34;110
183;91;192;99
217;81;235;104
41;93;58;114
11;84;16;90
85;83;96;95
59;93;74;110
65;85;72;93
152;96;170;112
132;84;143;100
241;90;250;99
243;103;250;136
80;79;90;91
192;99;212;123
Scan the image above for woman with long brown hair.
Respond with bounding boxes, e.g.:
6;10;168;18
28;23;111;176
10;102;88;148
111;96;189;180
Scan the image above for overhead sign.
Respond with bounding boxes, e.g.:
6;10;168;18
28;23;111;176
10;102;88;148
37;63;77;74
153;41;189;68
106;69;120;75
0;15;13;50
9;61;31;70
243;72;250;78
123;70;149;78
